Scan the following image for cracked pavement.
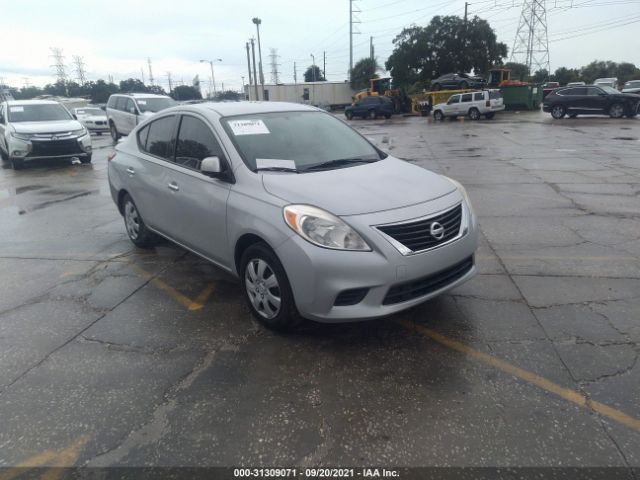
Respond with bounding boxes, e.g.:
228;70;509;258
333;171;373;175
0;112;639;471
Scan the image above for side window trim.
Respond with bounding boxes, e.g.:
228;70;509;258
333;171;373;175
174;113;230;173
137;114;178;163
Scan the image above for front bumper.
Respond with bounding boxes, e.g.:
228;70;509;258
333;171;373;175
276;191;478;322
8;133;92;161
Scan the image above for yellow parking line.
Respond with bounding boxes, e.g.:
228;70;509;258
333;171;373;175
396;319;640;432
189;283;216;311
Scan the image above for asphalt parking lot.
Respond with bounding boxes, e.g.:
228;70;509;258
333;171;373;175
0;111;639;473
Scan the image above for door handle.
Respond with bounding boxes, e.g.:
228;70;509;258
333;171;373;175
126;167;135;175
168;182;179;192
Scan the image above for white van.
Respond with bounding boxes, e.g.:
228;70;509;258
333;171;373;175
106;93;176;141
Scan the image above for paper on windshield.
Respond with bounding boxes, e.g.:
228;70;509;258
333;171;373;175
137;100;147;105
229;119;270;136
9;106;24;112
256;158;296;170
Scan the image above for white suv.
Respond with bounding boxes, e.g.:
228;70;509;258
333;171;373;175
106;93;176;141
433;90;504;121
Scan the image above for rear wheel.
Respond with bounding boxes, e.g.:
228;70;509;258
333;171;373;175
345;111;354;120
110;122;120;142
122;193;157;248
433;110;444;121
485;112;495;119
609;103;625;119
551;105;566;119
368;109;377;120
80;155;92;164
468;108;481;121
241;243;301;331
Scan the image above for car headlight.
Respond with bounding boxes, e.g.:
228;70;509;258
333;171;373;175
283;204;371;251
447;177;475;222
72;127;88;137
10;132;33;141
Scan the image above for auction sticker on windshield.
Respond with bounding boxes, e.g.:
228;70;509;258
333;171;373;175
10;106;24;112
228;119;270;136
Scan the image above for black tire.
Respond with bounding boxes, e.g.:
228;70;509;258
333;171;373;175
384;113;391;119
345;111;354;120
121;193;157;248
368;109;377;120
240;242;301;330
0;148;8;162
468;108;481;121
80;154;92;164
11;158;25;170
432;83;441;91
460;81;469;89
551;104;566;119
485;112;495;120
609;103;625;119
110;122;120;142
433;110;444;121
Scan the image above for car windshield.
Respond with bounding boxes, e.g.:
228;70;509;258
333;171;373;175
135;97;177;113
599;86;620;94
7;104;72;122
76;108;105;116
222;111;385;172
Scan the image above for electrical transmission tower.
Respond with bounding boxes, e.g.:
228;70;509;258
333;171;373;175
510;0;550;75
349;0;361;77
269;48;280;84
72;55;87;84
50;47;68;84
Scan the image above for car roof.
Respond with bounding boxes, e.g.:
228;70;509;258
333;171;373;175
176;101;319;117
5;99;60;106
113;93;170;98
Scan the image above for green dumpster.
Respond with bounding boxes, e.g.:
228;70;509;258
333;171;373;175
499;84;544;110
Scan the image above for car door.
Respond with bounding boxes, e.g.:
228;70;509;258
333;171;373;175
443;74;456;89
459;93;473;115
585;86;608;113
444;94;460;115
0;103;7;155
112;97;127;134
122;98;138;135
564;87;587;113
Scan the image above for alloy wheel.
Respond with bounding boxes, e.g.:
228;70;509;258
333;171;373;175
124;201;140;240
609;103;624;118
245;259;281;319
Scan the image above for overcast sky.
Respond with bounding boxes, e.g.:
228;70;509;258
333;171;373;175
1;0;639;94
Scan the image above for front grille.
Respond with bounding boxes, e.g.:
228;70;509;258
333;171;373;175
382;256;473;305
94;121;106;125
30;139;83;156
334;288;369;306
377;204;462;253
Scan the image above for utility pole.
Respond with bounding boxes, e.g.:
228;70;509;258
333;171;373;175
293;62;297;84
252;18;265;100
166;72;173;93
250;38;259;100
464;2;469;23
141;68;146;85
323;51;326;79
311;54;316;82
245;42;253;99
349;0;361;78
510;0;550;76
147;58;155;86
369;36;374;60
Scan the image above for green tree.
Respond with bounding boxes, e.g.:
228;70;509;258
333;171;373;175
43;81;67;96
580;60;617;84
385;15;507;87
553;67;581;85
171;85;202;101
615;62;639;85
14;86;44;99
119;78;148;93
214;90;242;101
148;85;167;95
530;69;549;83
304;65;326;82
350;57;379;90
90;79;119;103
504;62;530;81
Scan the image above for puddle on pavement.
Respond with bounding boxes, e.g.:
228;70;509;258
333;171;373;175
612;137;638;141
15;185;46;195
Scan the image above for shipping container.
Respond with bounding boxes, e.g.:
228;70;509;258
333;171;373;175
244;81;356;109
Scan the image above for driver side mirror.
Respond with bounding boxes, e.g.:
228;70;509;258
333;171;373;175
201;156;223;176
72;114;77;120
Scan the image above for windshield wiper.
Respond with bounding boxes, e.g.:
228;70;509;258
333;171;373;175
304;158;378;171
254;166;300;174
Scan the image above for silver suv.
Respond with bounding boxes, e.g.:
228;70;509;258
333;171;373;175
108;102;478;329
433;90;504;121
106;93;176;141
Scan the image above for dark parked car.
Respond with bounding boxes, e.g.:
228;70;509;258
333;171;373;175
543;85;640;119
542;82;560;98
430;73;486;91
345;96;394;119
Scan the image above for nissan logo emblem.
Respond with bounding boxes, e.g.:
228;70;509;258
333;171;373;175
430;221;445;240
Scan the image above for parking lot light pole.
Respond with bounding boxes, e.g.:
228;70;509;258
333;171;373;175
310;54;316;82
252;18;265;100
200;59;222;98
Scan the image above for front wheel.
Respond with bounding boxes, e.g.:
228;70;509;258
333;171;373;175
609;103;625;119
80;154;92;164
433;110;444;121
241;243;301;330
551;105;566;119
122;193;157;248
11;158;25;170
468;108;481;121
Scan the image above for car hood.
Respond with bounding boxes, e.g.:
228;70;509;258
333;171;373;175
12;120;83;134
79;115;107;121
261;156;457;216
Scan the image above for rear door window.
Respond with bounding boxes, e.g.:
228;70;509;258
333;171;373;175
448;96;460;104
473;92;484;101
461;94;472;102
141;115;177;160
174;115;225;170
